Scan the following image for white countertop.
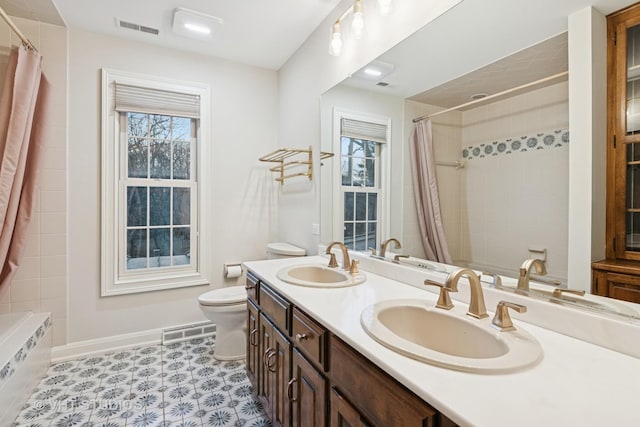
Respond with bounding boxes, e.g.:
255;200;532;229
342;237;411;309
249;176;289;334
244;255;640;427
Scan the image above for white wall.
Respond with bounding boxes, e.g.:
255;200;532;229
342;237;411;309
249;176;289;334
67;29;279;343
568;7;607;291
0;18;68;346
459;82;570;280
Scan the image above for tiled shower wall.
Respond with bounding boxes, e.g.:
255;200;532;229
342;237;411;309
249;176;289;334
460;81;569;280
0;18;68;345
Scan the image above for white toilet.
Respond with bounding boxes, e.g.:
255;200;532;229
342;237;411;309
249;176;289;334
198;242;305;360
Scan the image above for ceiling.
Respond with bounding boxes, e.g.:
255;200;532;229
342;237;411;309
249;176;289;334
409;33;568;109
0;0;343;70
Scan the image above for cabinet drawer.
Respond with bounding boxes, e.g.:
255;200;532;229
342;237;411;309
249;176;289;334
292;307;328;371
607;273;640;304
246;272;259;303
259;284;291;334
329;336;438;427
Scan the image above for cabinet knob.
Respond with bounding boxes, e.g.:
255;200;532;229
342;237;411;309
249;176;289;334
296;333;309;342
245;284;255;290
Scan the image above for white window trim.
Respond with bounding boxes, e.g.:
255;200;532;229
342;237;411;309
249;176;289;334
101;68;212;296
331;108;391;246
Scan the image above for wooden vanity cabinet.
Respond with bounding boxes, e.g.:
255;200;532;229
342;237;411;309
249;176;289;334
246;273;458;427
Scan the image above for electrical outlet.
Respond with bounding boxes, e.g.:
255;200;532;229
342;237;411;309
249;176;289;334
311;223;320;236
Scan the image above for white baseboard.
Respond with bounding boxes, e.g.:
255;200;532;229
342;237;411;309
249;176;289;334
51;328;163;363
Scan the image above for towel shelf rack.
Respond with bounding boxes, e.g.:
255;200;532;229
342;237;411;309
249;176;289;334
259;146;334;185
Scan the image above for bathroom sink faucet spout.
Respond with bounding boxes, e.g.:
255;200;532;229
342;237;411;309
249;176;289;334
445;268;488;319
326;242;351;270
380;238;401;258
516;258;547;292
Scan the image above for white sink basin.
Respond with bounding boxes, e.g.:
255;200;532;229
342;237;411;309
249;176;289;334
361;299;543;374
277;264;366;288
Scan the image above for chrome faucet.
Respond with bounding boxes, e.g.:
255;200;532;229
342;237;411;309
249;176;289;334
445;268;489;319
516;258;547;292
380;238;401;258
325;242;351;270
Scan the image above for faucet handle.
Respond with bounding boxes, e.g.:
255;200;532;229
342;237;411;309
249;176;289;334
368;247;377;256
327;253;339;268
393;254;409;263
552;288;586;299
349;259;360;275
491;301;527;332
424;279;456;310
481;272;502;288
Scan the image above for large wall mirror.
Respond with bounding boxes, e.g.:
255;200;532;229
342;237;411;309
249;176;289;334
320;0;640;322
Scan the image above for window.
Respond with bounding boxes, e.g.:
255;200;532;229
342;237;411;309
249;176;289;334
332;111;390;251
101;69;211;296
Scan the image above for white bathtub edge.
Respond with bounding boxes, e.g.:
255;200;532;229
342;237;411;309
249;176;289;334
51;328;163;363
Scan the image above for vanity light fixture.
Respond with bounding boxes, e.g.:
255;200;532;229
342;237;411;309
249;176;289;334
173;8;223;40
329;21;343;56
352;0;365;39
329;0;393;56
378;0;392;15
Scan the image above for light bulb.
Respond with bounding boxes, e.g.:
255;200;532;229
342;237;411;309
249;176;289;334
352;0;364;39
329;22;342;56
378;0;392;16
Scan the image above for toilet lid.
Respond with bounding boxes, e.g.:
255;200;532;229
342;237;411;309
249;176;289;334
199;286;246;306
267;242;306;256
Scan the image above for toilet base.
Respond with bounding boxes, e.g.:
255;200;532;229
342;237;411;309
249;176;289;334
211;313;247;361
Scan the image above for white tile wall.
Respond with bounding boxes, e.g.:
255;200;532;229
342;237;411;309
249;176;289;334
459;82;569;279
0;17;68;345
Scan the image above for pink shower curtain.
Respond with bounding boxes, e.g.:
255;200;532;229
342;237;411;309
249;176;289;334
0;46;52;289
409;119;452;264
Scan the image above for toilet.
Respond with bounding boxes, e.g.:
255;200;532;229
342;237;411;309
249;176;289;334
198;242;305;360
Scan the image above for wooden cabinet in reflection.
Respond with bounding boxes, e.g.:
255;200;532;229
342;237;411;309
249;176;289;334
595;2;640;302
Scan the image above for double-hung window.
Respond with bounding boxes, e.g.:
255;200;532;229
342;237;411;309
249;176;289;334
101;69;211;296
333;111;390;251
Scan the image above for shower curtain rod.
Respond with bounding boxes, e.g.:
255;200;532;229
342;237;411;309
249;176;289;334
0;6;37;52
412;71;569;123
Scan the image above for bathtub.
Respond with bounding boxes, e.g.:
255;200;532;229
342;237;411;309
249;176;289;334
0;312;52;426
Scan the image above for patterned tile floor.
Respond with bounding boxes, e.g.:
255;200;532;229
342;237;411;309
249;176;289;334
12;337;272;427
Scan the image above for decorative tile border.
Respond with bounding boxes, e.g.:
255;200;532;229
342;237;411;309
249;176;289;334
462;129;569;160
0;314;51;389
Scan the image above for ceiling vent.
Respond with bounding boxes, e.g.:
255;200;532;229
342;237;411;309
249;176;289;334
117;19;159;36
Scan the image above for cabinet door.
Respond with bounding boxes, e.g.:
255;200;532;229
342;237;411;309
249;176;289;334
260;313;275;400
608;5;640;261
246;299;260;386
260;314;292;427
291;348;326;427
330;388;369;427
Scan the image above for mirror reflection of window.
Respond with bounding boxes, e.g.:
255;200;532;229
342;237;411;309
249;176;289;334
338;116;389;251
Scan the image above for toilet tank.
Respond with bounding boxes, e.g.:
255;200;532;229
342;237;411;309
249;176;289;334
266;242;306;259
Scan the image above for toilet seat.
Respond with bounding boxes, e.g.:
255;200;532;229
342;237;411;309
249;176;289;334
198;286;246;307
